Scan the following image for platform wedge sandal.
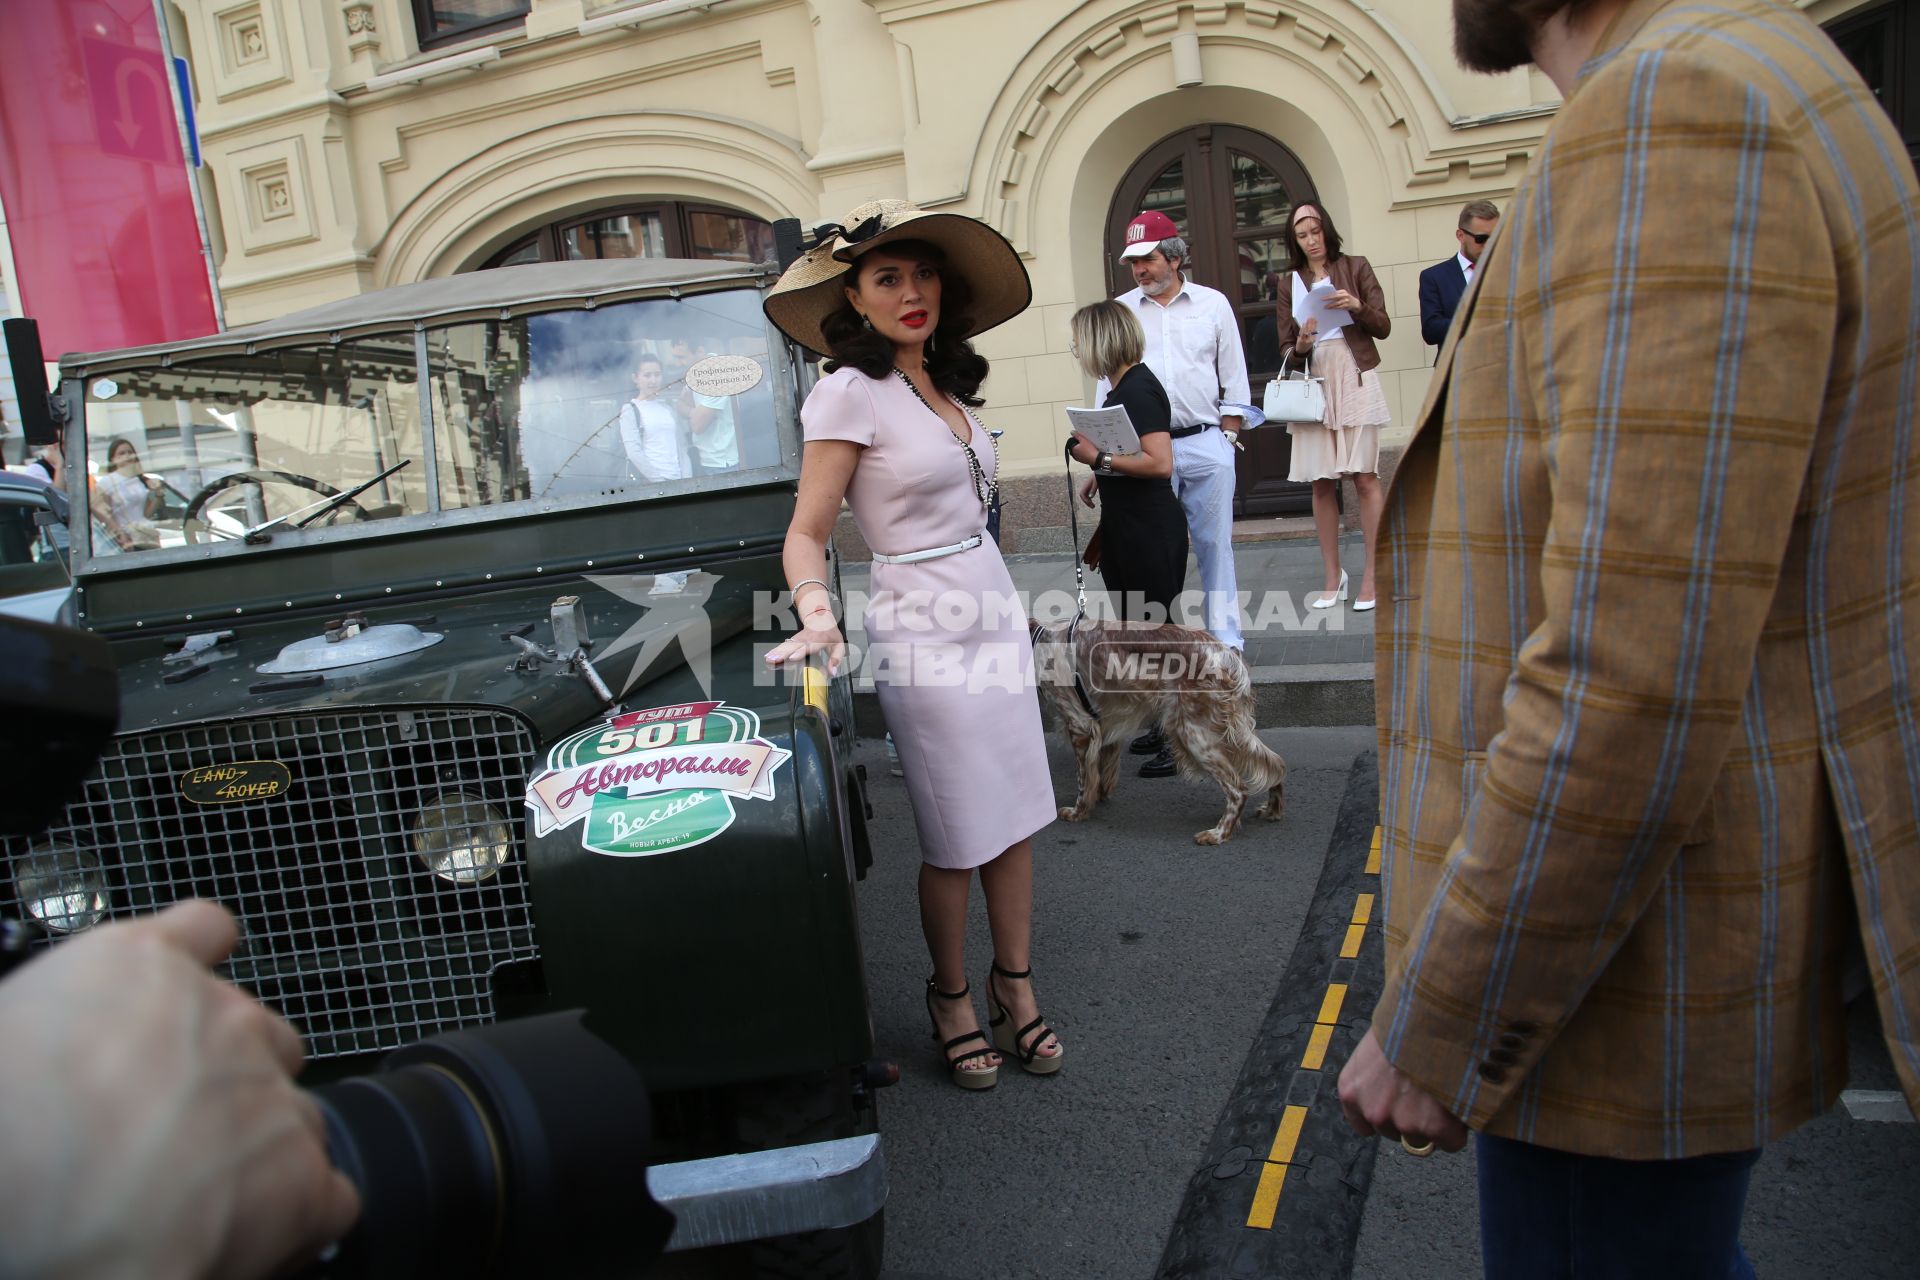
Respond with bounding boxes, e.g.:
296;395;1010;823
926;978;1000;1090
985;961;1065;1075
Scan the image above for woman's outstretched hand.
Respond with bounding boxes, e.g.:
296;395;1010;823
764;614;847;678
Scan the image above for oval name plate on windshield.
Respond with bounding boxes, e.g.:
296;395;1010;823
180;760;293;805
684;354;763;398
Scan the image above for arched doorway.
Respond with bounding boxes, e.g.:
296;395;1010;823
1108;125;1315;517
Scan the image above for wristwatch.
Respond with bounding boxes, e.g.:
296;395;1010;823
1095;451;1114;474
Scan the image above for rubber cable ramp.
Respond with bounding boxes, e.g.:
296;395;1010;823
1154;749;1385;1279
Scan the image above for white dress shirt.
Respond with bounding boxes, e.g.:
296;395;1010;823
1101;278;1251;429
1457;251;1476;284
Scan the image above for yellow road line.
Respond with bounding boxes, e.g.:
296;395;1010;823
1246;1104;1309;1229
1245;830;1386;1229
1301;1023;1335;1070
1300;984;1350;1070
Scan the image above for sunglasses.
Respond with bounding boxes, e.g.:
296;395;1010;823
1463;231;1492;245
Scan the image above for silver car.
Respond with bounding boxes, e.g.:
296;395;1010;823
0;469;73;625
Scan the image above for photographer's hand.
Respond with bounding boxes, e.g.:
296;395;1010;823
0;900;360;1280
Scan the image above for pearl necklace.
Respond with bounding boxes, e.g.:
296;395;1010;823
892;368;998;513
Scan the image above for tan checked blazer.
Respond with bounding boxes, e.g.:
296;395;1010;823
1374;0;1920;1159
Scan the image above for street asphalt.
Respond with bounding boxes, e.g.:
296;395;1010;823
844;723;1918;1280
858;726;1377;1279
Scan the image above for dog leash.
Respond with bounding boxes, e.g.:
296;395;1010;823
1048;440;1098;718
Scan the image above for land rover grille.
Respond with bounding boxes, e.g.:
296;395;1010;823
0;707;541;1059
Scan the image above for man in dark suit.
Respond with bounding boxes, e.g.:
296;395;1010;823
1417;199;1500;358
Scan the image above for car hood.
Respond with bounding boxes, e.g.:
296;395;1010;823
108;569;770;739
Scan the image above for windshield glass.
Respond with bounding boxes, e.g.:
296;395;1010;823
80;289;784;561
83;332;424;558
423;288;778;506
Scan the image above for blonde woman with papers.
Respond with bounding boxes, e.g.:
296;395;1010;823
1067;301;1189;777
1069;301;1185;625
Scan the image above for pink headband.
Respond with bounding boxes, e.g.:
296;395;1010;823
1291;203;1323;227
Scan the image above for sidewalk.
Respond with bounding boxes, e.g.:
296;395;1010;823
836;532;1377;728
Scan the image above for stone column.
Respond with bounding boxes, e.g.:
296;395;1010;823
805;0;907;214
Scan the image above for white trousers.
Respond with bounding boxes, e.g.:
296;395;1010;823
1169;427;1243;650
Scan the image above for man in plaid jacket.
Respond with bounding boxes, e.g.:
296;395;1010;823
1338;0;1920;1273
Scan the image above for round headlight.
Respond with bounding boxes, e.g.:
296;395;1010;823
16;843;110;933
411;792;512;884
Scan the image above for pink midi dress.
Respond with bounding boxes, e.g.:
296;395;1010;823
802;366;1056;869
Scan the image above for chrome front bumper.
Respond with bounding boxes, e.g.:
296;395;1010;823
646;1133;887;1251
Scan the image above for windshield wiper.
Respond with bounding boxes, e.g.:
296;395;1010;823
241;460;412;544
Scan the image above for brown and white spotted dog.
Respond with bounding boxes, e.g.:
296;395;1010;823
1030;617;1286;845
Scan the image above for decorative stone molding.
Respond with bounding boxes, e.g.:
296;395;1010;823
254;168;294;220
230;136;317;250
966;0;1546;250
209;1;291;98
373;112;817;285
343;2;382;66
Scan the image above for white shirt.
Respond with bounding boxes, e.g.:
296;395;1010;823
1101;278;1251;429
689;391;738;468
1457;251;1476;283
620;397;687;482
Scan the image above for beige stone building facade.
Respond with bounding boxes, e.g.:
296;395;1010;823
159;0;1901;538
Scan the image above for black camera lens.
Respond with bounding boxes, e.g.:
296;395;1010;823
308;1010;672;1279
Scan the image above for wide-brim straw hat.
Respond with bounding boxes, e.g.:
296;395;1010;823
763;199;1032;357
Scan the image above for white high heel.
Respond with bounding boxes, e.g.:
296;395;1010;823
1309;568;1349;610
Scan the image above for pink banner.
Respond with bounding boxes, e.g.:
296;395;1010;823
0;0;217;357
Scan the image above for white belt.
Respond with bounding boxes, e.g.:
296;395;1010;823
869;533;984;565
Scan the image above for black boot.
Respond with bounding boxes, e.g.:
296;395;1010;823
1138;747;1177;778
1129;727;1164;756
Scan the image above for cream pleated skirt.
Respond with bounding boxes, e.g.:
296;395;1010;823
1287;337;1390;481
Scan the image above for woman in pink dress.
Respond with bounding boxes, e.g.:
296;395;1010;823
763;200;1062;1089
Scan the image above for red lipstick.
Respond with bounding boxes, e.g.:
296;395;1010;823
901;310;928;329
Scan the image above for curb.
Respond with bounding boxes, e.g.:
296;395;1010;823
1154;750;1386;1279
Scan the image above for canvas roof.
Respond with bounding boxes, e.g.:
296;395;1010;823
60;257;776;372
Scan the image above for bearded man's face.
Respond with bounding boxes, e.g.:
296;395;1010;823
1453;0;1558;74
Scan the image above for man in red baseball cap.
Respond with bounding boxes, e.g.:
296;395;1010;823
1118;209;1183;262
1090;210;1250;776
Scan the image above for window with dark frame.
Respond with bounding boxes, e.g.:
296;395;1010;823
1826;0;1919;173
412;0;529;50
477;201;778;271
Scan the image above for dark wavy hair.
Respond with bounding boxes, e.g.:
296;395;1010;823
1284;202;1345;275
821;239;990;407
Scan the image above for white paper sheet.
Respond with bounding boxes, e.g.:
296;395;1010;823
1291;278;1354;331
1065;404;1144;456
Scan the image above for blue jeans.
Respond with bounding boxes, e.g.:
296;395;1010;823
1476;1133;1762;1279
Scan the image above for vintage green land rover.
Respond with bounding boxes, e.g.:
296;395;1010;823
9;258;885;1274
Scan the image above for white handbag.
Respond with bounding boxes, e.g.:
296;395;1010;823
1262;350;1326;424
